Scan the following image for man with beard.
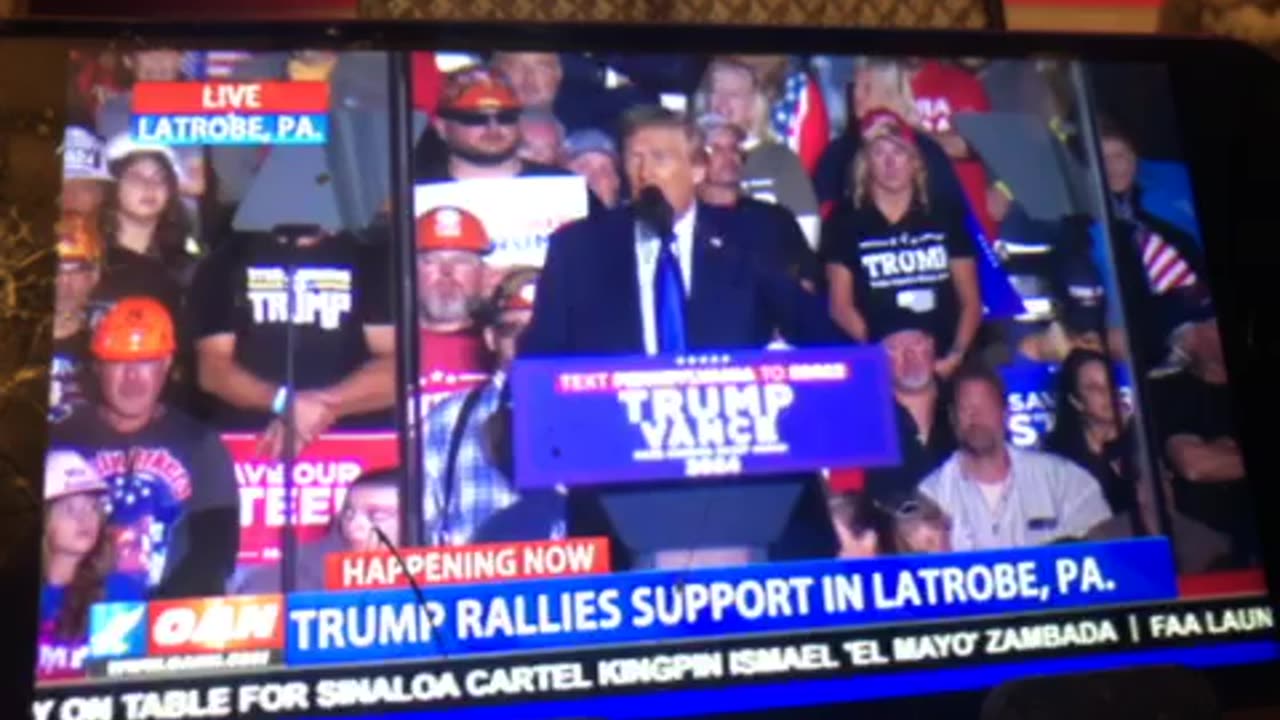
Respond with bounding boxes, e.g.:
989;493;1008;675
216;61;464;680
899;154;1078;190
53;297;239;598
920;363;1110;551
414;66;572;184
864;327;957;507
417;206;494;408
423;268;557;545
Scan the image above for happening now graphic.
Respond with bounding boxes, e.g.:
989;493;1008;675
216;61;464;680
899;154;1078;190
510;347;900;487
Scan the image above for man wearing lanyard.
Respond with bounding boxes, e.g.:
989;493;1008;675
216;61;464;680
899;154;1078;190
422;269;553;546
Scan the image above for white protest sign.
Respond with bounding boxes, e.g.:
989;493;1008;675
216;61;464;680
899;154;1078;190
414;176;590;268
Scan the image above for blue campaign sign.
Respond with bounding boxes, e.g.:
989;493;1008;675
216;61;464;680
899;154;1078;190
283;537;1178;667
131;113;329;146
509;347;900;489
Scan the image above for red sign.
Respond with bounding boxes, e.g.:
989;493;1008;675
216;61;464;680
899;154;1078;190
147;595;284;656
226;432;400;566
132;81;331;114
325;537;612;590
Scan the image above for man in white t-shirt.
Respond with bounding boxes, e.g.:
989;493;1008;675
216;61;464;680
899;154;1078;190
920;363;1111;551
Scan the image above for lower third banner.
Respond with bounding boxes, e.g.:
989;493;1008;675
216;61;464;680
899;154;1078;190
283;538;1178;666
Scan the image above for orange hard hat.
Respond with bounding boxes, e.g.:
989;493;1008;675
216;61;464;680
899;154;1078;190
56;213;103;265
438;65;521;114
416;206;492;254
91;296;176;361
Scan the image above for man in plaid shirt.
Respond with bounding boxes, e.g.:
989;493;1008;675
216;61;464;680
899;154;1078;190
422;268;564;546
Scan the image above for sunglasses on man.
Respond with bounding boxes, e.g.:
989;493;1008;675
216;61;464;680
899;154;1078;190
440;109;521;127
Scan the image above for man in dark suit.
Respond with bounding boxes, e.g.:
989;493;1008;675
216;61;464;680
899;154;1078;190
522;106;839;357
520;105;843;571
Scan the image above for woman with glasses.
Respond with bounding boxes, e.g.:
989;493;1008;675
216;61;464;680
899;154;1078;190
38;450;143;681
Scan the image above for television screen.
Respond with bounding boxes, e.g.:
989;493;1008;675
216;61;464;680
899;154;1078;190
31;41;1277;720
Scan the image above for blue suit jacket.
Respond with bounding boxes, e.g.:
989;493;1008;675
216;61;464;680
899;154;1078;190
520;203;843;358
517;203;842;569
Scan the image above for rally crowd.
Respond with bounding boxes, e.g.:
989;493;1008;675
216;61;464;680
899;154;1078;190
36;48;1254;676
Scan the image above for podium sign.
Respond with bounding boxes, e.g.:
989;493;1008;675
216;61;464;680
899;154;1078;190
511;347;900;488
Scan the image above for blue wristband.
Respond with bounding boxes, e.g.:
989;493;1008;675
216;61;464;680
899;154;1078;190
271;387;289;416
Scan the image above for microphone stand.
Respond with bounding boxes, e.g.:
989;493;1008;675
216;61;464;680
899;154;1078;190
271;223;321;596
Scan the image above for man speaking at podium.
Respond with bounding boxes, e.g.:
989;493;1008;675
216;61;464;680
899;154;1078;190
520;105;842;571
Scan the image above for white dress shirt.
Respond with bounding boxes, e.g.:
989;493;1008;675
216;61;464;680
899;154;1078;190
919;445;1112;551
635;204;696;356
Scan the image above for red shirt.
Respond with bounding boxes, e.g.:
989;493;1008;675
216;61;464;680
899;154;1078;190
911;61;995;242
419;328;492;409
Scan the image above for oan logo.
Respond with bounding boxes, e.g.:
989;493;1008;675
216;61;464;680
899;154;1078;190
147;595;284;656
88;602;148;659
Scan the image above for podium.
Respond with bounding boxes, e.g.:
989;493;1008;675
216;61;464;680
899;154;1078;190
568;473;837;571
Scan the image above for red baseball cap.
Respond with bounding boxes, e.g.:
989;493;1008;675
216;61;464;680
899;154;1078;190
860;108;917;149
438;66;521;113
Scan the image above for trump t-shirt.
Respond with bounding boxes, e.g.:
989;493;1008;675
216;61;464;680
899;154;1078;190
189;232;392;430
821;200;974;349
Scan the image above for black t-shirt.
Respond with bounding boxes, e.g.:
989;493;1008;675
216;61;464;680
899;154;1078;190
96;245;192;314
413;138;570;184
1152;370;1253;552
49;329;92;425
1045;423;1137;517
821;201;974;349
188;232;391;431
412;142;604;215
865;390;956;506
52;407;239;598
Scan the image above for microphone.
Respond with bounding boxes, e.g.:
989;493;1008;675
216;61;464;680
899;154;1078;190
634;186;674;242
370;524;447;657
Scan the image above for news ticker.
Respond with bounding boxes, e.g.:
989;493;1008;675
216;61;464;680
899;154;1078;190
78;538;1176;678
129;82;330;145
33;597;1278;720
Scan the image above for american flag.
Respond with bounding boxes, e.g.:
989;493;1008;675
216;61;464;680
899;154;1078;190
181;50;253;81
770;69;830;175
1139;229;1198;293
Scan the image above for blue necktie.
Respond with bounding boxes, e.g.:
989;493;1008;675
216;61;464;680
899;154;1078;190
654;233;687;354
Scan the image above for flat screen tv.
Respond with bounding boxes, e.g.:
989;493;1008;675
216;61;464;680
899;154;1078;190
3;19;1277;720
